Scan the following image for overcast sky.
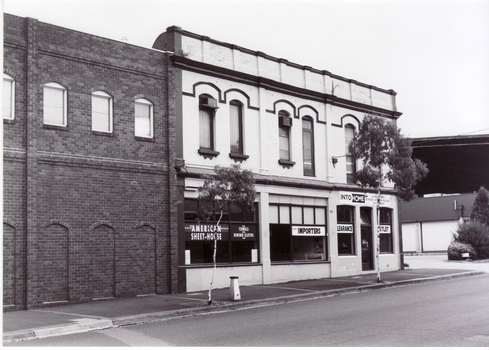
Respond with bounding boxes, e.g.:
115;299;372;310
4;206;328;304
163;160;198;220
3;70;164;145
5;0;489;138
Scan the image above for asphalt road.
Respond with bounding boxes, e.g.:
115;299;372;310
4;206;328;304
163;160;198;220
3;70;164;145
7;274;489;347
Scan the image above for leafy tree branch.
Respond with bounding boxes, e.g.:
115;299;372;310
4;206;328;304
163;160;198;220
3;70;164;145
198;164;257;304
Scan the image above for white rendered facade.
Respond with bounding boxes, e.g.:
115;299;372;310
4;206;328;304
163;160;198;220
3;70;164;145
154;26;402;292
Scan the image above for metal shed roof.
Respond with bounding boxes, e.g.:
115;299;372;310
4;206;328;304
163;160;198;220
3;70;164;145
400;193;476;223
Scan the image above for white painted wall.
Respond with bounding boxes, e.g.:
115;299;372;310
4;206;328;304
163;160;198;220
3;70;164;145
185;265;263;293
181;35;397;111
181;70;398;190
179;30;400;291
402;220;459;253
270;263;331;284
402;222;421;253
422;221;458;252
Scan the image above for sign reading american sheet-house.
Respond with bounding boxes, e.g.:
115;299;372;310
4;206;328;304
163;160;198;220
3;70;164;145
184;224;229;241
292;226;326;236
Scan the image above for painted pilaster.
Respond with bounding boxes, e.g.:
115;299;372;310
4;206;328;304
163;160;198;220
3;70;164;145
328;195;339;277
258;191;271;285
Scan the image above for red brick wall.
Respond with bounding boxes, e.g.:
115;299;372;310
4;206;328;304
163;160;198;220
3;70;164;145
3;14;178;310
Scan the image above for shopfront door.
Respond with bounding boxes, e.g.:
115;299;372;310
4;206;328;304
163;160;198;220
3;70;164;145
360;207;374;271
361;226;373;270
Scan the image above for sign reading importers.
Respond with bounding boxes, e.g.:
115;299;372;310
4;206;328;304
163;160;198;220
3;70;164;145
292;226;326;237
339;191;391;205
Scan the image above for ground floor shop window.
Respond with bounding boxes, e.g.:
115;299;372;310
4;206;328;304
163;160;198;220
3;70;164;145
379;207;393;253
184;199;259;264
269;204;327;262
337;205;355;255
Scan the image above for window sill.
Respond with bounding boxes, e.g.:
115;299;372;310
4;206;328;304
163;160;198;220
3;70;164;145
271;260;330;265
43;124;68;131
92;130;113;137
229;152;249;163
198;148;220;160
182;262;260;268
278;159;295;169
3;118;15;125
135;136;154;142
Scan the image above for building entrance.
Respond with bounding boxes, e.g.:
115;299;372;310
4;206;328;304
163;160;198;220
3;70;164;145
360;207;374;271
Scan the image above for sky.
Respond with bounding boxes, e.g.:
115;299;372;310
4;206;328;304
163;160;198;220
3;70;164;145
4;0;489;138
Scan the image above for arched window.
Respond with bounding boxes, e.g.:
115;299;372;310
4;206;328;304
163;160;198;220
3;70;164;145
92;91;113;133
229;100;243;154
135;98;153;138
44;82;67;126
302;117;315;176
3;74;15;120
345;124;356;183
199;95;218;150
278;110;292;161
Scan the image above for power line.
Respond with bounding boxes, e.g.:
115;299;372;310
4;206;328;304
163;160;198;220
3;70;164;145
459;128;489;136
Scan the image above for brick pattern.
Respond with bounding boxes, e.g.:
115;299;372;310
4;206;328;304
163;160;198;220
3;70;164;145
3;14;178;310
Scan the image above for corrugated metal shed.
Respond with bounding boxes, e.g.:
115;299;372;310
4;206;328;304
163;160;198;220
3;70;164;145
400;193;476;222
411;134;489;195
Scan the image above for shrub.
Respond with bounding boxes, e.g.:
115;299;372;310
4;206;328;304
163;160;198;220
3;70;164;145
453;221;489;259
447;241;476;260
471;186;489;225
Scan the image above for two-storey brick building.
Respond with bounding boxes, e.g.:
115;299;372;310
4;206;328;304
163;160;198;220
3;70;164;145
3;14;178;310
4;14;406;308
153;26;403;293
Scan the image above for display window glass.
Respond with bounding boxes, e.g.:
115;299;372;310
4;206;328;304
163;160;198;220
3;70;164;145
184;199;259;264
379;207;393;253
269;204;328;262
337;205;355;255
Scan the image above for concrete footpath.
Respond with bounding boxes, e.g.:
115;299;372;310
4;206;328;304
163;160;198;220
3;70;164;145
3;258;488;344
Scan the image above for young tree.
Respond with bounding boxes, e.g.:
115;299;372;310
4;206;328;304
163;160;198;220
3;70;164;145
349;114;428;282
198;164;257;304
470;186;489;226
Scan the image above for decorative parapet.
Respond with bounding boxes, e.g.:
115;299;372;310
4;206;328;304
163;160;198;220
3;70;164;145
179;31;398;113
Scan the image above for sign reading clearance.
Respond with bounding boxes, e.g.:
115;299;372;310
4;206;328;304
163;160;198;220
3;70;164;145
292;226;326;237
337;224;354;233
339;191;391;205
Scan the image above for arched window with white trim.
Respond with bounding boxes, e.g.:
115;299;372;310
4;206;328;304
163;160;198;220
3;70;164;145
229;100;244;155
135;98;153;138
3;74;15;120
92;91;113;133
43;82;67;126
345;123;356;183
302;116;315;176
278;110;292;161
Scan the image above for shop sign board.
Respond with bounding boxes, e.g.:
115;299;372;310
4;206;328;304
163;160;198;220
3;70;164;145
379;225;391;233
185;224;229;241
339;191;390;205
292;226;326;236
337;224;354;233
231;224;257;241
